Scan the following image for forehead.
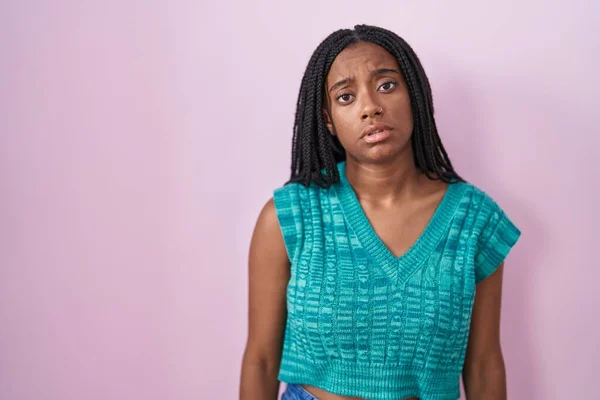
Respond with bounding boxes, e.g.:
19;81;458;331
327;42;399;81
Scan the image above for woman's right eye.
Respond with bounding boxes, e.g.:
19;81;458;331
337;93;353;104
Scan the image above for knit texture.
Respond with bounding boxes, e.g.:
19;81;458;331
273;161;521;400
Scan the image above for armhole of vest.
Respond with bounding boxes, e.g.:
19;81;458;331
273;184;302;263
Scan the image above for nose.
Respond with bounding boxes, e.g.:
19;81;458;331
361;97;383;120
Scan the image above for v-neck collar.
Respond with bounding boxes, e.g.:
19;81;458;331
333;161;467;284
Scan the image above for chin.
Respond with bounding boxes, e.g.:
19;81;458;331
363;140;409;163
351;146;401;164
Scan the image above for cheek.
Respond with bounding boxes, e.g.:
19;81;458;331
330;107;351;131
392;99;414;131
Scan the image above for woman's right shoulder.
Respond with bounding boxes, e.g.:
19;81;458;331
250;196;287;261
255;183;302;219
255;181;305;236
268;181;312;262
273;180;305;196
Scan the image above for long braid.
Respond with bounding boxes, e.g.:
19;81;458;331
288;24;463;187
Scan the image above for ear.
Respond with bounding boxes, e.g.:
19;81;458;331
322;108;335;136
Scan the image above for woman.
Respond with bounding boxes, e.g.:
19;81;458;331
239;24;521;400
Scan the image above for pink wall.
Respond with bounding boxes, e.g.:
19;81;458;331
1;1;598;399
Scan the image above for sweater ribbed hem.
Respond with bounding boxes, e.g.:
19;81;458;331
278;357;460;400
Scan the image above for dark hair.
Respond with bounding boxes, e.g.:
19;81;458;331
287;24;464;187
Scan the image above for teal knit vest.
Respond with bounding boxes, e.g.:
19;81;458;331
273;161;521;400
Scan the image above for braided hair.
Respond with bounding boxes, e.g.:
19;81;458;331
287;24;464;187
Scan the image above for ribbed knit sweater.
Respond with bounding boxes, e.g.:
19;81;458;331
272;161;521;400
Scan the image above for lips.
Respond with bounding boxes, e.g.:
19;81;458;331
361;123;393;138
367;129;384;136
361;123;393;144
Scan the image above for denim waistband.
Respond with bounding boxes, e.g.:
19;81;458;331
282;383;318;400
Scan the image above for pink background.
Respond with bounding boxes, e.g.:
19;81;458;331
1;1;598;399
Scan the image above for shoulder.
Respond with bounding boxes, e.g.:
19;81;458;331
273;180;330;211
253;197;282;243
255;182;311;243
454;181;504;218
273;181;304;216
446;181;518;246
271;181;318;261
274;181;304;199
457;181;521;247
273;180;324;196
272;179;331;219
461;183;522;283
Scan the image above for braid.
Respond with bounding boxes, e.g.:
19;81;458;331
288;24;463;187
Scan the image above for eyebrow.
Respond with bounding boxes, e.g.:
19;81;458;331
328;68;401;93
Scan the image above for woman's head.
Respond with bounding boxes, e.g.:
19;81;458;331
288;24;462;187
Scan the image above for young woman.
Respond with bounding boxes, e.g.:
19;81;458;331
239;24;521;400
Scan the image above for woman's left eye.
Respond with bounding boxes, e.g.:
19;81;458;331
379;81;396;91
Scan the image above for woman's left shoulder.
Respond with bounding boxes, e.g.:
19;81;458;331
452;180;521;245
451;180;504;214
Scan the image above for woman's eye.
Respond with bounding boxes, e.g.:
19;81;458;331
337;93;353;103
379;81;396;91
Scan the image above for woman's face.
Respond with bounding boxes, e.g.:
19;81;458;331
324;41;414;164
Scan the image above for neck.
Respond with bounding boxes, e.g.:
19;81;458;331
344;148;425;207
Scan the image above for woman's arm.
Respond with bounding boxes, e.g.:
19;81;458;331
462;263;507;400
239;198;290;400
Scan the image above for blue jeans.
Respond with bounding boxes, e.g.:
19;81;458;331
282;383;319;400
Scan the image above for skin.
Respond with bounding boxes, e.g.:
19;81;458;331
239;41;507;400
239;197;289;400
